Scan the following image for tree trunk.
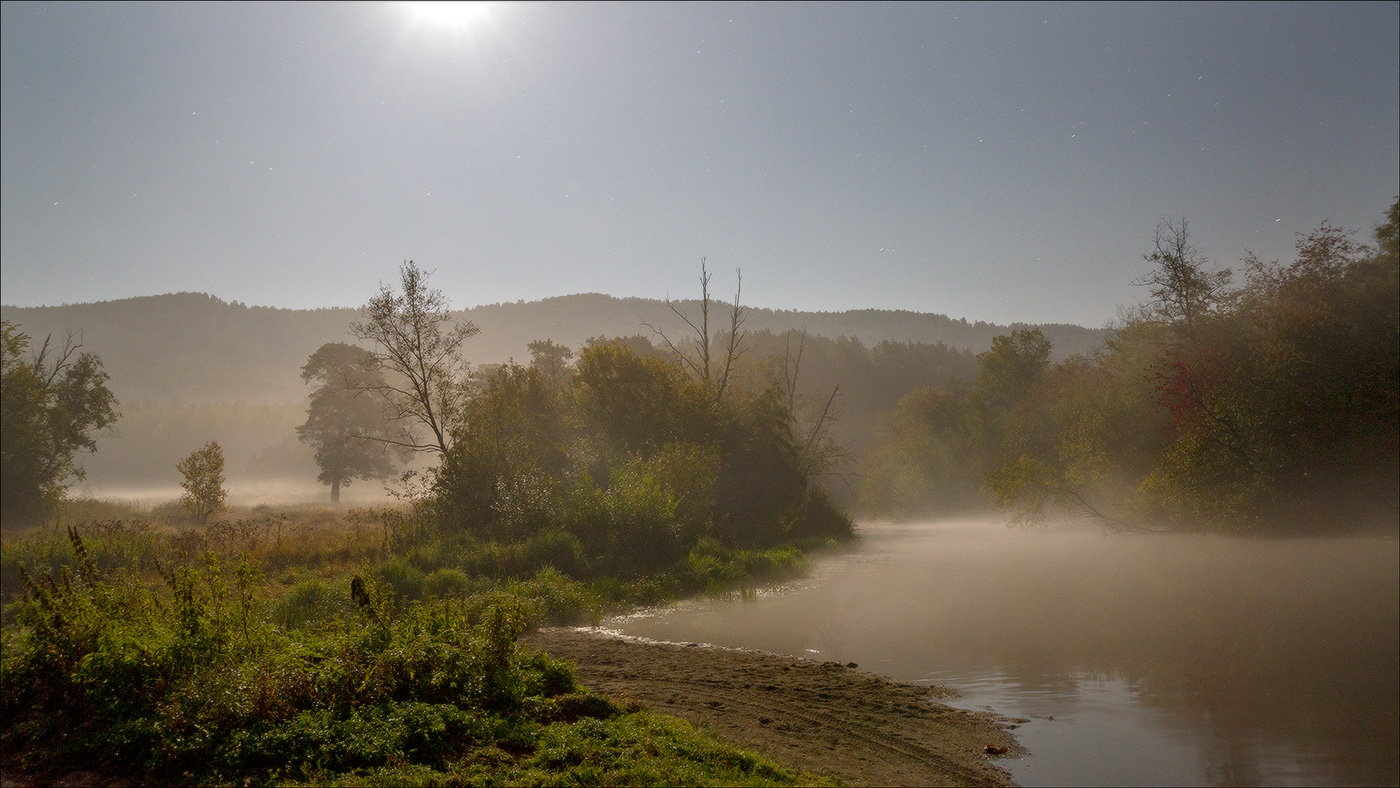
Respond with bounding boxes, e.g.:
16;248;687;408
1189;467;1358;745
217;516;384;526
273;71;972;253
331;478;341;503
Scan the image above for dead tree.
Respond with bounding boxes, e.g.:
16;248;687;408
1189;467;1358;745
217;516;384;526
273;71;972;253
645;258;747;403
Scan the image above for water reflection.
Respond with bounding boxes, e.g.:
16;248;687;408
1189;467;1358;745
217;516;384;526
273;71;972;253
607;520;1400;786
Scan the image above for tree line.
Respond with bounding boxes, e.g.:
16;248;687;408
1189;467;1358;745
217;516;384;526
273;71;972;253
862;199;1399;532
296;261;853;572
6;201;1393;535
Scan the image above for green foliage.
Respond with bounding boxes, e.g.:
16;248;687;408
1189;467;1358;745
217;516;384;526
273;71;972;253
861;200;1400;532
428;337;851;578
0;532;625;784
573;339;715;455
0;490;833;785
274;577;351;630
684;538;808;594
973;328;1053;412
859;382;986;518
422;567;473;598
499;710;828;787
435;363;571;538
527;338;575;391
5;265;869;783
372;555;427;601
709;387;806;545
177;440;230;524
451;529;588;580
1130;214;1400;526
1;322;119;525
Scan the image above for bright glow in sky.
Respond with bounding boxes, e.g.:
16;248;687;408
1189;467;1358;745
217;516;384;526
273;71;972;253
403;2;495;37
2;2;1397;326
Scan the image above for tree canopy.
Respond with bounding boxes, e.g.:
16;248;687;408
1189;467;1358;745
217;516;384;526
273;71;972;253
1;321;118;525
298;342;401;502
177;440;229;524
861;199;1400;532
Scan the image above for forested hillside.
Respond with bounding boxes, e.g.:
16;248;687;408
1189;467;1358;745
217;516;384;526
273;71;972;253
3;294;1088;496
0;293;1106;404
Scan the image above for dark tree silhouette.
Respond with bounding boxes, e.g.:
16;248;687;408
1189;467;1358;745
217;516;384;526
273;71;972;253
297;342;400;502
1;321;118;524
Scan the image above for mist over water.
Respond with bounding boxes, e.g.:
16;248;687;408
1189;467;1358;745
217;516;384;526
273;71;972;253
607;519;1400;786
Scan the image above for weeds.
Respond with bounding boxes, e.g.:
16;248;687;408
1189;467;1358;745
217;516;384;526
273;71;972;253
1;502;836;786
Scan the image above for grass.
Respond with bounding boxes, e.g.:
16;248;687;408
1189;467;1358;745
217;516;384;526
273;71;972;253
1;499;839;786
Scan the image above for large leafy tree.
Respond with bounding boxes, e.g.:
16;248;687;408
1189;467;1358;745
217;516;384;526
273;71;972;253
436;362;572;537
527;339;575;391
573;339;714;455
1;321;119;525
297;342;400;502
973;328;1053;412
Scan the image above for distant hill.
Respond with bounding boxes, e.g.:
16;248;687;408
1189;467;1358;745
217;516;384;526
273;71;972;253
1;292;1109;405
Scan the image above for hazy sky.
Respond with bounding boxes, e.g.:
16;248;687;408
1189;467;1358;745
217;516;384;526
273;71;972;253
3;2;1397;327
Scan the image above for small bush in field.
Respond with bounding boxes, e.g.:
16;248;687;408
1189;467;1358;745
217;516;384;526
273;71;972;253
176;441;230;524
524;528;585;576
423;567;473;597
373;555;426;601
274;577;349;629
508;567;601;626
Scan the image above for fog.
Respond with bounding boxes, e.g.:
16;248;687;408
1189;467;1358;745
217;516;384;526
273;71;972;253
609;519;1400;786
75;479;394;510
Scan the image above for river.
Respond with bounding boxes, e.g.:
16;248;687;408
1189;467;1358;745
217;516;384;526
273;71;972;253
603;519;1400;786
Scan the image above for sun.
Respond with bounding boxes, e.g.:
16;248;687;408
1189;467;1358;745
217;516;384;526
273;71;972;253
404;1;493;31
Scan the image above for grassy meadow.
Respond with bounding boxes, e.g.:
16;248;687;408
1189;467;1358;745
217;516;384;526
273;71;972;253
0;499;833;787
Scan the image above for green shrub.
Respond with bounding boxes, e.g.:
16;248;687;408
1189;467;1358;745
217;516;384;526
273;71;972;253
403;539;455;573
275;577;349;630
423;567;473;597
0;501;832;786
522;528;585;576
507;567;601;626
373;555;426;601
683;538;807;595
218;702;496;778
786;486;855;540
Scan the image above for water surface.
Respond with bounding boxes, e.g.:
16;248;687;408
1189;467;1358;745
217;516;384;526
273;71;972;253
606;520;1399;786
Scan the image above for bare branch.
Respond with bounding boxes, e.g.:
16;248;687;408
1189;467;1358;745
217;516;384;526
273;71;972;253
350;261;478;457
713;268;747;404
1133;217;1232;342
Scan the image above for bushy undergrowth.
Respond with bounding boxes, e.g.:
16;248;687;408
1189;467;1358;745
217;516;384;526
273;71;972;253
1;512;834;786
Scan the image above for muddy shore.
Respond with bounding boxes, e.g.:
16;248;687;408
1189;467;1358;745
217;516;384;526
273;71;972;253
524;627;1023;787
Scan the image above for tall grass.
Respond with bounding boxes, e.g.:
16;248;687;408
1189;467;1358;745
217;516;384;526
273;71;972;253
1;526;825;785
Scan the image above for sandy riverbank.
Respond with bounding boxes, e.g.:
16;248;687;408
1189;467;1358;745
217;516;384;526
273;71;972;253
524;627;1023;787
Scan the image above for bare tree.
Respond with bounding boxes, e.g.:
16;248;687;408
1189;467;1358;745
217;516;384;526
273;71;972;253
782;330;846;480
1134;218;1232;341
351;261;478;457
645;258;747;403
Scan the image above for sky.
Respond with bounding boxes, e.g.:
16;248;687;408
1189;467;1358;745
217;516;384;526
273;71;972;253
2;2;1397;328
